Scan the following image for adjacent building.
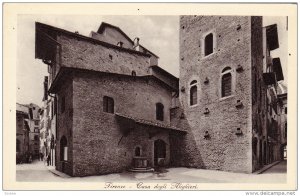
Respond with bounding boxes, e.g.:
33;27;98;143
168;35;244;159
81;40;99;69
16;103;30;163
34;16;287;176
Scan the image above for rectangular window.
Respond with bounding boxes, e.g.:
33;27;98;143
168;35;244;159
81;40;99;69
34;120;39;125
103;96;114;113
61;96;65;113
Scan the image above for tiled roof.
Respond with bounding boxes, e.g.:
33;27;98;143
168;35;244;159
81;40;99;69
115;113;184;133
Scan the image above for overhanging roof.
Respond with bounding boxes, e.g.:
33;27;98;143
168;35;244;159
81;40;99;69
266;24;279;51
115;113;185;133
272;58;284;81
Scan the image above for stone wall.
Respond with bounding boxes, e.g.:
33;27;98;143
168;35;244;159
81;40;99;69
177;16;257;173
71;71;173;176
57;34;151;77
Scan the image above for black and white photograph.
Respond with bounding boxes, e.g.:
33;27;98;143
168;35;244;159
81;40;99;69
3;3;297;192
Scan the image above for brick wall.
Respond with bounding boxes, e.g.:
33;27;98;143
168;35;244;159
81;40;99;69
177;16;260;173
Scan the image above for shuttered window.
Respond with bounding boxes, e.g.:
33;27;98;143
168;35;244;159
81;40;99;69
205;33;213;56
103;96;114;113
222;73;232;97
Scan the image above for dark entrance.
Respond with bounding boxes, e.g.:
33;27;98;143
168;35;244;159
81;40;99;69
154;139;166;166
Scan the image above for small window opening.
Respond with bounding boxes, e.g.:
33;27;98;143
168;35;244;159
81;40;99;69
156;103;164;121
204;33;213;56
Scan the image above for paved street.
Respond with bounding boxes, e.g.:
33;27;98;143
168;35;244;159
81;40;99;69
16;160;286;183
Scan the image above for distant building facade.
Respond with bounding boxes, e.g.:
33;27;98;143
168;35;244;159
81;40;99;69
27;103;41;159
34;17;287;176
16;104;30;163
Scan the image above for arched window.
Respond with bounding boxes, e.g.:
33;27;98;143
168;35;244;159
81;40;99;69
60;136;68;161
156;103;164;121
221;67;232;97
205;33;214;56
190;80;198;106
135;146;141;156
16;139;21;153
103;96;114;113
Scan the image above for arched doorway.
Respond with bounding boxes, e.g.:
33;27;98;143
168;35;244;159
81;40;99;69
60;136;67;172
154;139;166;166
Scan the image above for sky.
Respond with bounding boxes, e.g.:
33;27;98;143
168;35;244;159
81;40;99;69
16;15;287;107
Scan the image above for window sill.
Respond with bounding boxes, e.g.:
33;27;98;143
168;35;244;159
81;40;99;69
202;51;216;60
219;94;235;102
189;104;199;108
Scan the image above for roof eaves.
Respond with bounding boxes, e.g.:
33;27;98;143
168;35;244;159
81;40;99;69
36;22;151;58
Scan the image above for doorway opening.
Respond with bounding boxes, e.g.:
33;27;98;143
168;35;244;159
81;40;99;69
154;139;166;166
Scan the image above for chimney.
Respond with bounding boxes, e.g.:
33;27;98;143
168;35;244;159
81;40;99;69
133;37;140;51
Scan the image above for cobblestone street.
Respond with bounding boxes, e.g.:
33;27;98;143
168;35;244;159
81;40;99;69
16;160;287;183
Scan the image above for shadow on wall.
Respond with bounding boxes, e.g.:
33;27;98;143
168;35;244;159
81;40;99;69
169;104;205;168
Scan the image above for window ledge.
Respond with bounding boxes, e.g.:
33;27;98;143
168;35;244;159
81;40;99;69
202;52;215;60
219;94;235;102
189;104;199;108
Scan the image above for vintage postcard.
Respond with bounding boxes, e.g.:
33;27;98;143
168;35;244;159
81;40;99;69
3;3;297;191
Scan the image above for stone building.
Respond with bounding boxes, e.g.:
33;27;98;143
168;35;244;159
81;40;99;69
174;16;285;173
35;22;183;176
16;103;30;163
16;103;40;160
26;103;41;159
34;17;286;176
